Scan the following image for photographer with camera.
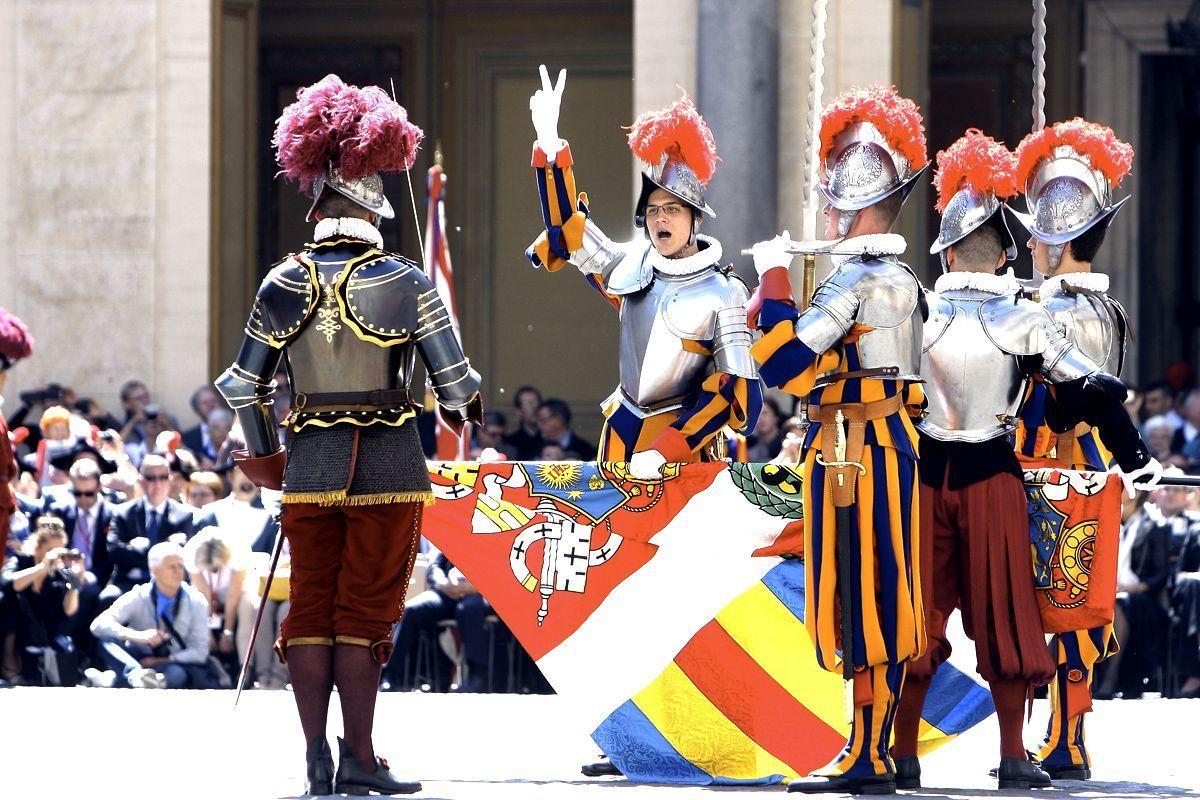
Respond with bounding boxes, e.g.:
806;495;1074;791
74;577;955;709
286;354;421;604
90;541;214;689
0;516;85;685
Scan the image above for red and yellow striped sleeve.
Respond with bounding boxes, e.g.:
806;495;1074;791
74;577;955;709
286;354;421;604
526;143;589;273
651;373;765;461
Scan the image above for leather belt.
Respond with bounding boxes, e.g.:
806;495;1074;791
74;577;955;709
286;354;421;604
293;389;415;411
813;366;901;389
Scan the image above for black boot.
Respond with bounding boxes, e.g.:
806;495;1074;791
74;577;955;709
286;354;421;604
787;773;897;794
1042;762;1090;780
893;755;920;790
996;757;1052;790
333;736;422;795
304;735;334;796
581;755;622;777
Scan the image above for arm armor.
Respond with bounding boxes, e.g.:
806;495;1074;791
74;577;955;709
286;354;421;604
979;295;1098;383
712;278;758;380
215;308;284;458
795;278;859;354
413;282;481;411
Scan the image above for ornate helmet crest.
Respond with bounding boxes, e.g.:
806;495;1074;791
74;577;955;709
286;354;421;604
627;92;719;227
818;85;929;212
1011;118;1133;245
930;129;1018;260
272;74;424;223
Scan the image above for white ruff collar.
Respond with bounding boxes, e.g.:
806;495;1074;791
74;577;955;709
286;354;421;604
1040;272;1110;296
934;269;1019;296
831;233;907;265
314;217;383;249
647;235;722;277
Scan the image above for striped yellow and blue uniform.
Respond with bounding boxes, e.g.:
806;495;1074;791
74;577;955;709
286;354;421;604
1016;378;1116;772
527;143;763;463
752;297;925;780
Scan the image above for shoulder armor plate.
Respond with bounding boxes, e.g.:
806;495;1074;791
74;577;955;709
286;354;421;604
341;253;424;346
255;256;318;346
922;291;955;352
1043;289;1126;375
605;241;654;296
832;257;920;329
978;294;1055;356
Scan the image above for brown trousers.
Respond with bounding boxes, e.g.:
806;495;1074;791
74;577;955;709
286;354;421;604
910;470;1055;685
279;500;422;649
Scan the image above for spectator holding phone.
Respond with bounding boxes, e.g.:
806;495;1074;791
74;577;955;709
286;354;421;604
0;516;84;684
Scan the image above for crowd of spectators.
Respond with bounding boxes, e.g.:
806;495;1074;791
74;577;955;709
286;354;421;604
5;371;1200;697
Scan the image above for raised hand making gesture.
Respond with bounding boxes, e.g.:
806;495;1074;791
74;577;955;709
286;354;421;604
529;64;567;163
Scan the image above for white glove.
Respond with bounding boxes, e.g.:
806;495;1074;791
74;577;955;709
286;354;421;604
751;230;795;277
530;64;566;163
628;450;667;481
1112;457;1163;499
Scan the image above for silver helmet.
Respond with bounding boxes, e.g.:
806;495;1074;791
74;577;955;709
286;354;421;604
1010;143;1129;246
305;165;395;223
634;155;716;228
819;121;929;212
930;186;1018;260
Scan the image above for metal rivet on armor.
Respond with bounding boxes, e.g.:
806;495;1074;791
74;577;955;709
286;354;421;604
390;328;397;334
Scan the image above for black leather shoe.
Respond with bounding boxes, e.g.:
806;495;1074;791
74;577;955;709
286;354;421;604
1042;763;1090;780
581;755;622;777
303;735;334;796
333;736;422;795
787;773;897;794
893;755;920;790
996;757;1052;790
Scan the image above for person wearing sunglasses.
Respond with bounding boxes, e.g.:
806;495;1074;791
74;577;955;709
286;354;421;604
525;66;761;481
102;454;196;601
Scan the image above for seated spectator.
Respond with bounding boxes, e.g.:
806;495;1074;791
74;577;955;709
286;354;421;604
1096;489;1171;698
89;541;214;689
183;527;249;666
1142;379;1183;430
385;548;510;693
472;411;516;460
44;459;115;662
536;398;595;461
166;446;200;505
1144;415;1177;462
1173;389;1200;459
186;471;224;510
104;455;197;599
123;404;175;468
540;443;565;462
747;398;785;462
181;385;223;464
198;466;272;551
0;517;84;684
117;379;153;445
1172;497;1200;698
506;385;544;460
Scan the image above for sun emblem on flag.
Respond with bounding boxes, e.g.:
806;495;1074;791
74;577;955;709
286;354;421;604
537;462;582;490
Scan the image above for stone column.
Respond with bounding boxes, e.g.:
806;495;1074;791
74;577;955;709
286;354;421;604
697;0;779;278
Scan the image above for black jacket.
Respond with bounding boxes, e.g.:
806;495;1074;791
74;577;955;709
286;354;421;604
44;498;114;586
107;497;196;590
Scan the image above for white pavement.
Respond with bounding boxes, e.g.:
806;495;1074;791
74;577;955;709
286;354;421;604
2;688;1197;799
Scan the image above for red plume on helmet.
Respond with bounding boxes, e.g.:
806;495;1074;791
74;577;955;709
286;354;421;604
1014;118;1133;191
933;129;1017;212
819;84;928;171
0;307;33;368
626;91;718;185
272;74;424;194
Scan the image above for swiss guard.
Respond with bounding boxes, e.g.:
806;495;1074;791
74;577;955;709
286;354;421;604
216;75;482;796
525;66;762;481
747;84;929;795
1010;118;1163;780
888;129;1156;790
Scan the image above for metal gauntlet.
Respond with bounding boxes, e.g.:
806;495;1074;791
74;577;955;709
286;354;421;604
794;281;858;353
1040;318;1099;383
415;289;481;410
572;218;624;277
712;304;758;380
215;334;283;457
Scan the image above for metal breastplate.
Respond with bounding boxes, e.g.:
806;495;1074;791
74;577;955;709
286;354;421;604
1041;290;1124;376
918;289;1024;442
285;259;415;395
617;268;723;411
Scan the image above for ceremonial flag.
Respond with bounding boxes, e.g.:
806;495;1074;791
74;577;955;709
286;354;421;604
425;162;468;459
424;461;995;784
